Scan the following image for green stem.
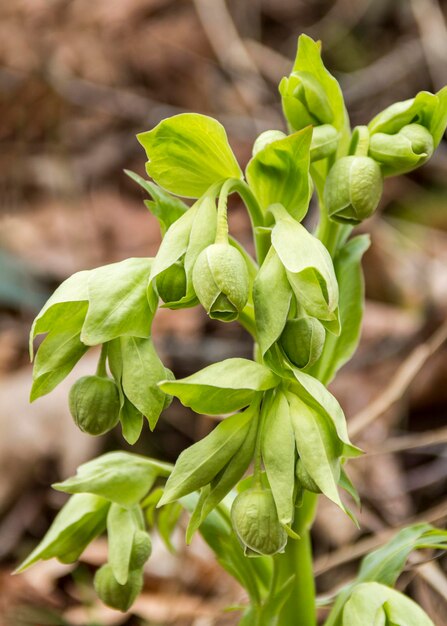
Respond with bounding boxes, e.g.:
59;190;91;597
96;344;108;377
275;491;318;626
215;179;233;244
230;180;268;264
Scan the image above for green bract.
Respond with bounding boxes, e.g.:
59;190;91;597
324;156;383;224
246;127;312;221
69;375;120;436
137;113;242;198
19;31;447;626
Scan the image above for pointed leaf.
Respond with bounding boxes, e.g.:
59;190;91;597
288;392;345;512
15;494;109;572
107;504;137;585
292;368;361;458
253;246;292;355
317;235;370;384
262;391;295;525
159;358;279;415
120;336;166;430
159;409;254;506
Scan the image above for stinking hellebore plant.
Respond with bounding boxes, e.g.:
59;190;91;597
16;35;447;625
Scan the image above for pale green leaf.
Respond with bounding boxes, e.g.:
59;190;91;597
15;494;109;573
159;358;279;415
253;246;292;355
53;452;170;508
30;304;89;401
246;128;312;221
342;583;434;626
124;169;187;233
261;391;295;525
358;524;447;587
272;217;338;321
198;401;260;526
107;503;137;585
138;113;242;198
81;258;154;346
120;336;166;430
317;235;370;384
159;409;254;506
292;368;361;458
30;272;90;358
287;392;345;512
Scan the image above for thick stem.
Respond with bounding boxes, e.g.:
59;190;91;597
275;492;318;626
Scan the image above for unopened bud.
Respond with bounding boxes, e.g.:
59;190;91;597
69;376;120;436
192;243;249;322
324;156;383;224
231;488;287;556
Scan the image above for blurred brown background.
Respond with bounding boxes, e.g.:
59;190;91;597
1;0;447;624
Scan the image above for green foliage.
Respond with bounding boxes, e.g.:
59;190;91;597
137;113;242;198
20;31;447;626
53;452;170;508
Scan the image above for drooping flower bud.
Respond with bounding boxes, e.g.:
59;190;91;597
155;260;187;304
280;72;334;131
94;564;143;612
279;317;325;369
252;130;287;157
129;530;152;570
69;375;120;436
296;459;321;493
324;156;383;224
192;243;249;322
231;488;287;556
310;124;339;162
369;123;434;177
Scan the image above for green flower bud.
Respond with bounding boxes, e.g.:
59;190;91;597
94;564;143;612
324;156;383;224
69;375;120;436
310;124;339;162
231;488;287;556
192;243;249;322
280;71;333;131
369;123;434;177
129;530;152;569
155;261;187;304
296;459;321;493
162;368;175;410
252;130;287;157
279;317;325;369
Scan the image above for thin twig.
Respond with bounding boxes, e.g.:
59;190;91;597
410;0;447;90
341;38;424;105
366;426;447;456
193;0;269;112
349;321;447;439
